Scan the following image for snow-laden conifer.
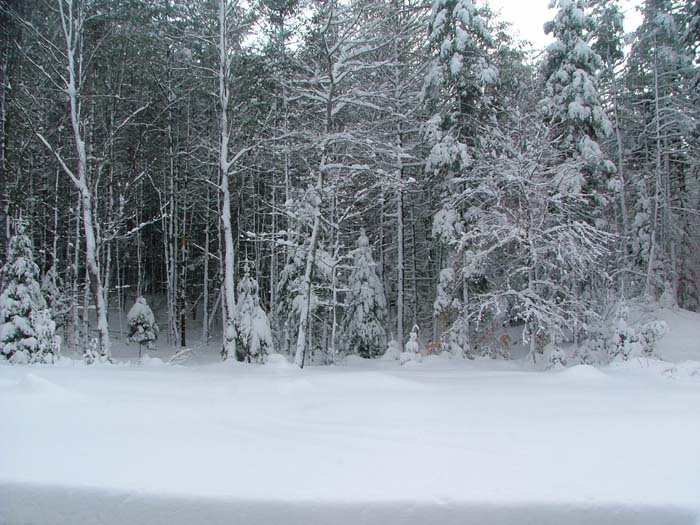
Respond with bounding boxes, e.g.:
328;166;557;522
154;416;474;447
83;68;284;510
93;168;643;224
0;222;59;364
541;0;614;196
344;229;387;359
127;296;159;355
400;324;422;365
236;262;274;363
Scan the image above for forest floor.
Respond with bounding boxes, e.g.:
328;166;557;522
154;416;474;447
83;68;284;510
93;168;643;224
1;308;700;524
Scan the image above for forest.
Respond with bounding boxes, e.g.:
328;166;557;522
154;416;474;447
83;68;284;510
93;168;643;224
0;0;699;367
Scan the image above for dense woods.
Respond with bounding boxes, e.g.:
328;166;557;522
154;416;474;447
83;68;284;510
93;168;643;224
0;0;698;366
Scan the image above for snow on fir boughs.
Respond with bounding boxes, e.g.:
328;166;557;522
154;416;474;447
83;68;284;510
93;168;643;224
344;229;388;358
400;325;422;365
0;222;59;364
235;262;274;363
127;296;159;353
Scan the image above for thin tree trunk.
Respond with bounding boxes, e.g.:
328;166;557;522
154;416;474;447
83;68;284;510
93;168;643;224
52;0;111;359
202;184;211;344
646;46;663;299
397;186;404;350
219;0;237;359
294;170;323;368
71;198;81;351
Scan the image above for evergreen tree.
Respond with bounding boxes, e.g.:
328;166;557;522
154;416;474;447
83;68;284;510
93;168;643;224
127;296;159;355
541;0;615;200
236;262;274;363
425;0;499;357
344;229;388;358
0;222;59;364
625;0;699;305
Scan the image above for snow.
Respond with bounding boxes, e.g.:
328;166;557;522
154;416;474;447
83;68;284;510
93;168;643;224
655;307;700;363
2;352;698;525
2;313;700;524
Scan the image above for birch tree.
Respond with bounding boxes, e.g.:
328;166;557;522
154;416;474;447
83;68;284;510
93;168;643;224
34;0;111;360
215;0;253;360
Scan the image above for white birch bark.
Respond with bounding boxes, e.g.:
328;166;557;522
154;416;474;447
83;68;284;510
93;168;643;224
38;0;111;359
218;0;237;360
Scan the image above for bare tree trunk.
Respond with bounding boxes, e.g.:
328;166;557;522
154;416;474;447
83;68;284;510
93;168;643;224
646;46;663;299
202;184;211;344
71;199;81;351
218;0;237;360
462;251;471;353
294;170;323;368
0;55;9;259
330;194;339;361
37;0;111;359
397;186;404;350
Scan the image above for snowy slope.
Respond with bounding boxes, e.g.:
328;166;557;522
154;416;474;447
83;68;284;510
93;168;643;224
1;357;699;524
655;307;700;363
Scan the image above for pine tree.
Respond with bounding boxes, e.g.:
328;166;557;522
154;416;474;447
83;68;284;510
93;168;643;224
625;0;699;305
425;0;499;358
542;0;615;199
127;296;159;355
590;0;630;262
235;262;274;363
0;222;59;364
344;229;388;358
275;187;327;358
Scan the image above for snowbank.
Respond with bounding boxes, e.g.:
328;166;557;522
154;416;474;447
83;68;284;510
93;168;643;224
655;307;700;362
1;360;699;524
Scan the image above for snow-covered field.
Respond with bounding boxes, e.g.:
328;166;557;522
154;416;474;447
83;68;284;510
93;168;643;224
2;308;700;525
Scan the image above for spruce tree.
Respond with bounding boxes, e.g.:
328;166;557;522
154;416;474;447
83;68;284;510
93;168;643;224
0;222;59;364
236;262;274;363
425;0;499;358
542;0;615;199
127;296;159;355
625;0;699;305
344;229;388;358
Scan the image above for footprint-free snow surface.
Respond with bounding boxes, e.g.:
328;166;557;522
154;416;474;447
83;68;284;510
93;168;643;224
1;356;699;524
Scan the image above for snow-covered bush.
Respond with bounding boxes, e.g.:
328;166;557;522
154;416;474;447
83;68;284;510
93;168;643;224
41;268;66;327
83;337;101;365
442;320;471;359
573;337;604;366
400;325;422;365
344;229;387;358
608;302;669;361
381;339;401;361
545;337;567;370
127;296;159;352
31;309;61;364
235;263;274;363
0;223;59;364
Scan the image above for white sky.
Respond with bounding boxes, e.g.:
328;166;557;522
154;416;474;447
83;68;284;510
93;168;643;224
486;0;644;51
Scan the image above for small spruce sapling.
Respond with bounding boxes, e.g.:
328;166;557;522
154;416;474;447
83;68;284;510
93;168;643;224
609;302;669;361
400;324;422;365
127;296;159;357
545;335;567;370
235;262;274;363
344;229;388;358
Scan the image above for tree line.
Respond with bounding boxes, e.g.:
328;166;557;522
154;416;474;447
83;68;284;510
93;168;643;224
0;0;698;366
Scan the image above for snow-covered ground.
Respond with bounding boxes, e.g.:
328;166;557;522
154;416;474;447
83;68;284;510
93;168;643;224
1;309;700;524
